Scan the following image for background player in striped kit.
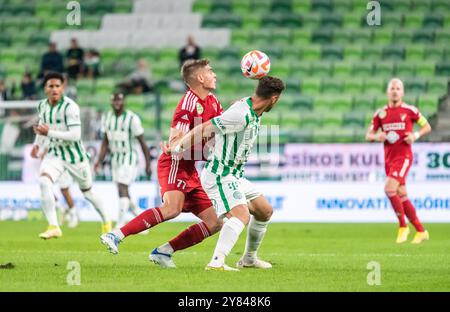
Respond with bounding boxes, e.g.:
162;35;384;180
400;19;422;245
32;135;79;228
95;92;152;229
32;72;111;239
366;78;432;244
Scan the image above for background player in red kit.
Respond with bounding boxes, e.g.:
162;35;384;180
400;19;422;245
101;59;224;267
366;78;432;244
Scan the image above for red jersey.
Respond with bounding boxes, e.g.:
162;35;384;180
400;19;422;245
370;102;422;162
158;89;223;172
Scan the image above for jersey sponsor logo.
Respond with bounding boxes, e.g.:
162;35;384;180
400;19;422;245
378;110;387;119
196;103;204;115
386;131;400;144
382;122;405;131
214;118;226;131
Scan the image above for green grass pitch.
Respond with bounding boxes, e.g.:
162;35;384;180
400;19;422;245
0;221;449;291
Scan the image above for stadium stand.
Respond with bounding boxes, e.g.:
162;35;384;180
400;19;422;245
0;0;449;180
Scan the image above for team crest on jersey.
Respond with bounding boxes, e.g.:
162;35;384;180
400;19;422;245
400;114;406;121
196;103;204;114
233;191;243;200
378;110;387;119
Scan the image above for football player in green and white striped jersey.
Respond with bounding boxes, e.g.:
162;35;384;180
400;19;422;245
32;72;111;239
164;76;285;271
95;92;152;229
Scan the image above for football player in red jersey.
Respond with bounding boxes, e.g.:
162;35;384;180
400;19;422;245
101;59;224;266
366;78;432;244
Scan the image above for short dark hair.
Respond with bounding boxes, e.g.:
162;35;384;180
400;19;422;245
255;76;285;99
180;59;210;86
43;72;64;86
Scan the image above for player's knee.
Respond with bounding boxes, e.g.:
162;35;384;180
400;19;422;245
207;218;223;234
161;201;182;219
260;206;273;222
384;186;397;196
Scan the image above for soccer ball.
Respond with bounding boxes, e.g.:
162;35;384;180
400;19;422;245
240;50;271;79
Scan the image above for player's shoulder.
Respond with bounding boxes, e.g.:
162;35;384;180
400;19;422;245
400;103;420;114
63;96;80;109
207;92;220;104
178;90;199;112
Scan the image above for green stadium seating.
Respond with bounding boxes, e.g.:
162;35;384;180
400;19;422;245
405;45;424;61
404;77;427;94
343;79;364;94
301;45;321;60
352;62;373;77
396;62;416;77
211;0;232;13
321;13;342;28
292;95;313;111
393;29;414;45
364;78;385;94
428;78;448;95
311;62;332;77
311;0;333;13
344;45;363;60
270;29;292;45
403;12;423;28
372;28;393;44
436;62;450;76
271;0;293;14
383;45;405;61
311;28;333;44
414;62;435;77
301;78;322;94
382;13;403;28
374;61;395;76
413;29;435;44
321;78;342;94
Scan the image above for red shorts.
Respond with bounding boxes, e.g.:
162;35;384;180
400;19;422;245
157;157;212;215
385;157;412;185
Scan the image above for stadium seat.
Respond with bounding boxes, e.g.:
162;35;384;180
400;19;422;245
343;111;367;128
292;95;313;111
211;0;233;13
393;29;414;45
301;78;322;94
383;45;405;61
303;13;321;28
415;62;435;77
352;62;373;77
271;0;293;14
292;29;311;45
241;14;261;29
413;29;435;44
321;78;342;94
423;12;444;28
372;28;393;44
320;13;343;28
428;78;449;95
311;62;332;77
261;14;284;28
343;79;364;94
417;94;439;116
301;45;321;60
270;29;292;45
405;45;424;61
362;45;383;60
374;61;395;76
279;13;303;28
193;0;211;13
404;77;427;94
218;46;240;62
290;62;310;78
333;62;352;77
431;0;450;12
382;13;403;27
436;62;450;76
353;95;376;111
344;45;363;60
396;62;416;78
403;12;423;28
364;78;385;94
250;29;272;45
232;0;251;14
311;28;333;44
343;13;362;28
435;29;450;45
284;77;301;94
424;46;444;61
333;30;351;44
412;0;431;11
351;29;372;44
311;0;333;12
283;46;301;60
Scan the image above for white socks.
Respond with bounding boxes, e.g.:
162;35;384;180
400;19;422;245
210;217;245;267
117;197;130;228
83;189;109;223
243;216;269;262
39;176;58;227
158;242;174;255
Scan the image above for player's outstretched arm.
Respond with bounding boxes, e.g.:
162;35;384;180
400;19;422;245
34;124;81;142
171;120;214;154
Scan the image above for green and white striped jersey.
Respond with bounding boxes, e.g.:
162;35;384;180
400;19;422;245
101;110;144;167
37;96;89;164
205;97;260;178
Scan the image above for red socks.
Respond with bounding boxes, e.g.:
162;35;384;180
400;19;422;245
401;196;425;232
386;191;407;227
120;207;164;237
169;222;211;252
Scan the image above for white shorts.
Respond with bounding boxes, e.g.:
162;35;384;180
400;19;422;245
57;170;73;189
40;155;93;190
112;163;137;185
201;169;261;217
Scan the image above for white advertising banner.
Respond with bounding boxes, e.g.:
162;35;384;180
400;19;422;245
283;143;450;182
1;181;449;223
